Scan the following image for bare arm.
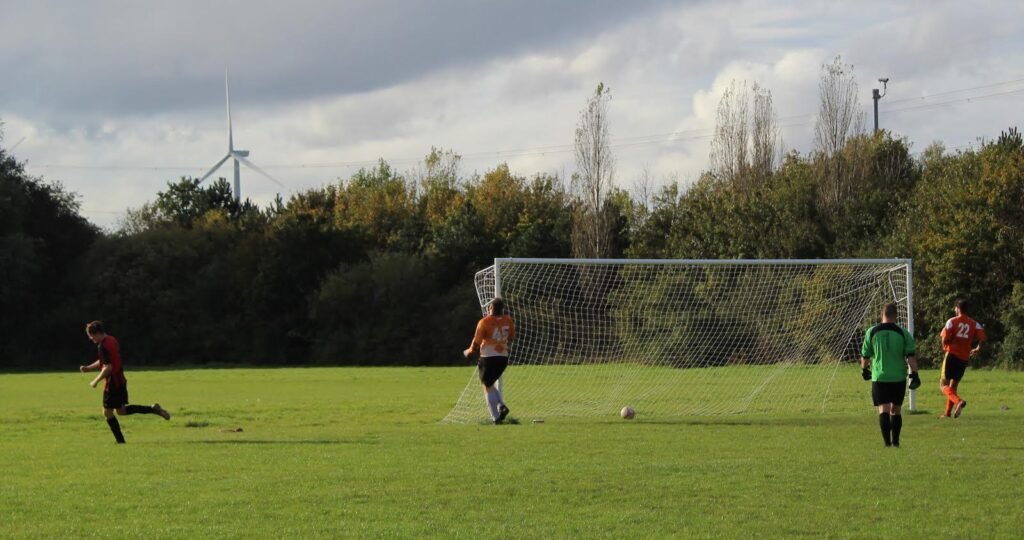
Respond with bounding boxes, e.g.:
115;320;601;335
906;355;919;373
970;324;987;357
80;360;101;373
860;357;871;370
90;365;110;388
463;320;485;358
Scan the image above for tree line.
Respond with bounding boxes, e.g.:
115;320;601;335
2;58;1023;370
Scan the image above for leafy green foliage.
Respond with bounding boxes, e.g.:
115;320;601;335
333;160;423;252
310;252;478;364
0;146;99;366
122;177;269;233
997;282;1024;369
3;126;1024;369
895;132;1024;365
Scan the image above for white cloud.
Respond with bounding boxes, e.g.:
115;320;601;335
3;0;1022;228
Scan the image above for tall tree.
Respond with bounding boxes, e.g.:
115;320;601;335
814;55;864;157
709;80;781;194
0;141;99;366
813;56;868;213
751;83;782;184
417;147;464;231
333;160;422;252
120;177;264;233
572;82;616;258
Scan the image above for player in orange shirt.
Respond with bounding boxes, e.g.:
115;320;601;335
938;298;986;418
463;298;515;424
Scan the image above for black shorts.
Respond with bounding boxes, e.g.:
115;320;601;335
477;356;508;388
103;383;129;409
941;353;968;381
872;381;906;406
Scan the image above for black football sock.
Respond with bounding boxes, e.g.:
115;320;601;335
106;417;126;444
879;413;892;446
891;414;902;447
124;404;156;415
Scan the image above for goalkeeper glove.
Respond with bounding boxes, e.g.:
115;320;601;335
908;371;921;390
861;367;872;381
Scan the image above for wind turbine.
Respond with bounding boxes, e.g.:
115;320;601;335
198;73;286;202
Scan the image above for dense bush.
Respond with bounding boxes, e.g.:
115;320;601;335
2;129;1023;369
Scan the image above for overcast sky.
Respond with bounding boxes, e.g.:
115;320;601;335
2;0;1022;229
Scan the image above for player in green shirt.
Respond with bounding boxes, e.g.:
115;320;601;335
860;303;920;447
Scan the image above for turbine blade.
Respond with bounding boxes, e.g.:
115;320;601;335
199;154;231;184
235;155;288;191
225;71;233;152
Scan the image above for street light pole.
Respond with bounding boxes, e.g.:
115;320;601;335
873;78;889;133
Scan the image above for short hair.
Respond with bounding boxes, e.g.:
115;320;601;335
882;303;898;320
85;320;106;336
490;298;505;315
955;297;970;314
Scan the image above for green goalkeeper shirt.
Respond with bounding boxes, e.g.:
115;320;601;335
861;322;916;382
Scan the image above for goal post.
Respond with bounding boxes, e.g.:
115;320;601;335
443;258;915;424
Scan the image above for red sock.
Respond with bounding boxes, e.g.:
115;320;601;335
942;385;962;405
944;399;954;417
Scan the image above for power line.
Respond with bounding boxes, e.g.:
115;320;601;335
881;87;1024;114
882;78;1024;106
28;164;203;171
81;209;126;215
24;77;1024;172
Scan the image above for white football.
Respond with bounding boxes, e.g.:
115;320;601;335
620;406;635;420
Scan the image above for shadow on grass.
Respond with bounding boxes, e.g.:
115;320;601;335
462;415;870;427
0;364;465;375
476;417;522;426
626;418;777;427
188;438;379;445
616;415;866;427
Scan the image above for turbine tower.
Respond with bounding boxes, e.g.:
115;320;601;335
199;73;285;201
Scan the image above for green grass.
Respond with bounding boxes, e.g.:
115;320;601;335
445;363;891;423
2;366;1024;538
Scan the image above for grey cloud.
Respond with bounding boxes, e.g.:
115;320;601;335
1;0;688;124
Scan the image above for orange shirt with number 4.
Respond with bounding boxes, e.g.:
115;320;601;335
471;315;515;357
941;314;985;361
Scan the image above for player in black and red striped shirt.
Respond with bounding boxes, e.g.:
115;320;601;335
79;321;171;443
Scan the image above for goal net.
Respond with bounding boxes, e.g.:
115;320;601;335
441;258;914;424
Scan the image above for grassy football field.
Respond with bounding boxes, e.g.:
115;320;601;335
2;366;1023;538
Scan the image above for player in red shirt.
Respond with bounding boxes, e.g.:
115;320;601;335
938;299;986;418
79;321;171;443
464;298;515;424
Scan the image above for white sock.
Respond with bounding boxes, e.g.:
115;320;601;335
495;389;505;409
485;389;501;421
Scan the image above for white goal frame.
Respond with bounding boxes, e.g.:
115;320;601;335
444;257;916;423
